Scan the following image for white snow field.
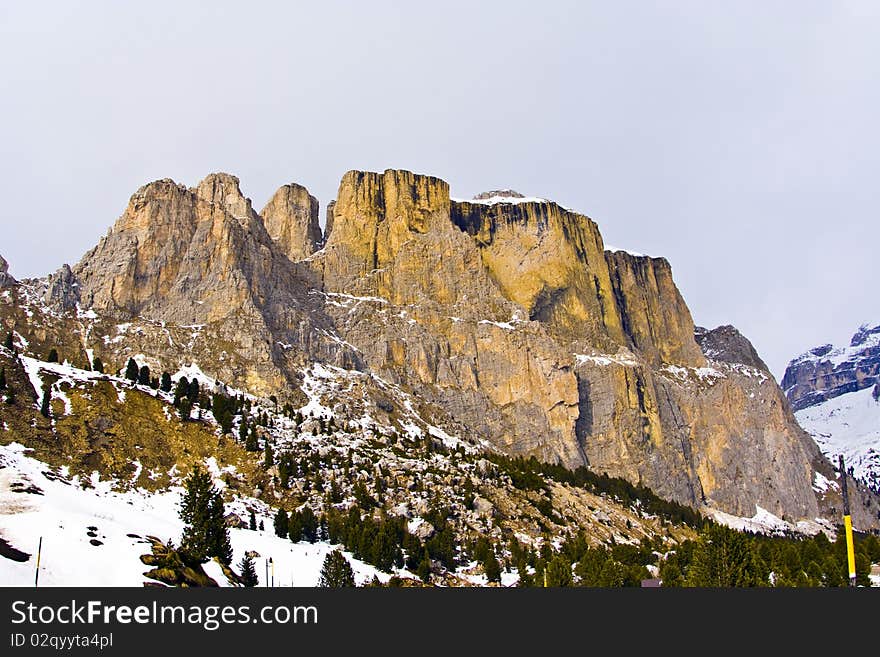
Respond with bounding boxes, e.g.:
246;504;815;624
0;442;389;587
796;386;880;491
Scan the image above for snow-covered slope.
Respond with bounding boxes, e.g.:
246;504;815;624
0;442;389;587
782;320;880;492
795;386;880;492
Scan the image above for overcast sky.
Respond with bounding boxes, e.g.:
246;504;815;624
1;1;877;379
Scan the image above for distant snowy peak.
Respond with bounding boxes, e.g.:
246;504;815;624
472;189;525;200
850;322;880;348
782;319;880;412
788;321;880;369
785;319;880;492
452;192;550;206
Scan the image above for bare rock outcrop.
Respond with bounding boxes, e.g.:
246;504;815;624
0;255;15;288
261;183;322;261
44;264;80;311
694;325;770;372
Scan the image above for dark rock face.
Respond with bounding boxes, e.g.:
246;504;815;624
694;325;770;372
44;264;80;311
324;200;336;243
0;255;15;288
782;323;880;411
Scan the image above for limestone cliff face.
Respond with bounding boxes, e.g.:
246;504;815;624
605;251;705;368
321;170;500;309
71;173;356;395
449;200;703;368
260;183;321;261
450;200;625;348
13;167;870;527
317;170;582;465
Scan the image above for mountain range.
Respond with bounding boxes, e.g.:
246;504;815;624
1;169;878;585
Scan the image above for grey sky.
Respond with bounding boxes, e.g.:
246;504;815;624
1;1;878;379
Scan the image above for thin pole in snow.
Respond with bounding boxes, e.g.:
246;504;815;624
34;537;42;587
838;455;857;587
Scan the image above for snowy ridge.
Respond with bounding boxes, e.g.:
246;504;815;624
710;504;830;537
604;245;648;258
788;321;880;369
451;195;549;206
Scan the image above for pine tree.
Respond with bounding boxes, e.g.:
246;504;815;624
264;440;274;469
212;392;234;435
273;508;289;538
318;550;356;587
545;555;572;587
238;553;259;587
417;551;432;583
484;552;503;584
658;556;684;587
187;379;200;403
249;510;257;531
174;376;189;404
288;512;304;543
301;506;318;543
0;367;6;390
3;332;13;350
178;398;192;421
686;524;761;587
245;427;258;451
259;520;264;531
92;357;104;373
40;387;51;418
124;358;139;382
238;416;248;442
160;372;172;393
138;365;151;386
179;466;232;564
47;348;59;363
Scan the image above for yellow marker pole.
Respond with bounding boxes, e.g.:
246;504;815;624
838;455;857;587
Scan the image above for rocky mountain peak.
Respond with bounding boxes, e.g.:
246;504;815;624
44;264;79;311
782;320;880;411
473;189;525;200
260;182;321;262
194;172;255;224
694;325;770;372
850;321;880;348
